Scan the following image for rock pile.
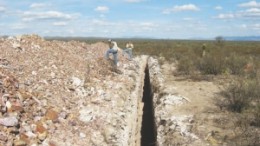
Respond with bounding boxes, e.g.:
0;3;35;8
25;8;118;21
0;34;146;146
148;58;201;145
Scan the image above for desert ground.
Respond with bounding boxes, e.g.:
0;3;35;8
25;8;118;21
157;61;259;146
0;35;259;146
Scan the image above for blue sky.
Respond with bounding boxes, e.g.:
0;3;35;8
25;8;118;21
0;0;260;39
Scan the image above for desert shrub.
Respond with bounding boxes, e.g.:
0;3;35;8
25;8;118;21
220;78;259;113
177;50;198;75
229;114;260;146
198;52;226;75
249;103;260;127
243;57;259;79
251;74;260;127
221;83;250;113
225;53;248;75
177;57;194;75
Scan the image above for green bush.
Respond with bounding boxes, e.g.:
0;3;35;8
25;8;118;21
221;83;250;113
177;56;195;75
250;104;260;127
198;52;226;75
225;53;248;75
230;114;260;146
220;78;260;113
177;50;198;75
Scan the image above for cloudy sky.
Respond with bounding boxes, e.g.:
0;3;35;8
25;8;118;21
0;0;260;39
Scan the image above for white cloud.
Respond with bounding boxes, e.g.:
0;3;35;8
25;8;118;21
68;29;75;34
91;19;113;26
239;1;260;8
10;23;27;30
216;13;235;19
240;24;248;29
163;4;200;14
22;11;78;21
125;0;143;3
91;19;105;25
240;23;260;30
216;7;260;19
238;8;260;18
0;6;6;12
252;23;260;29
30;3;49;9
95;6;109;13
215;6;223;10
53;22;67;26
183;17;194;21
140;22;157;28
136;22;158;31
245;8;260;13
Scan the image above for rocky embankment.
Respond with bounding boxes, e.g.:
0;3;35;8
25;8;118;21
0;34;206;146
148;59;194;145
0;35;153;146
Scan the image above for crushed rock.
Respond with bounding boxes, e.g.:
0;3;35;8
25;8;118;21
0;34;148;146
148;57;202;146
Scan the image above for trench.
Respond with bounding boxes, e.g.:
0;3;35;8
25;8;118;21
141;65;157;146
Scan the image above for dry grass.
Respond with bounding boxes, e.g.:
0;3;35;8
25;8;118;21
52;37;260;145
128;38;260;145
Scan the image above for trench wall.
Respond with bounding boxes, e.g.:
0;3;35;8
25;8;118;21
126;56;162;146
125;55;147;146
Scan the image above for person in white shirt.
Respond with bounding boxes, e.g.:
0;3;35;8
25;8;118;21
123;41;134;60
105;39;118;66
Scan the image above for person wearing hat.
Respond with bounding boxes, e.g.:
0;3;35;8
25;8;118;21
105;39;119;66
123;41;134;60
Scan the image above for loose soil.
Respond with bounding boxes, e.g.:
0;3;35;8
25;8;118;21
160;62;236;146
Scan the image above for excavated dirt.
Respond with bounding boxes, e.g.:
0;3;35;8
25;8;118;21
0;35;149;146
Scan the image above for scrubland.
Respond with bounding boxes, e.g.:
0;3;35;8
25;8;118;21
130;39;260;145
47;37;260;145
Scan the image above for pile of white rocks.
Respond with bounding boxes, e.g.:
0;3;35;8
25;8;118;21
148;57;201;146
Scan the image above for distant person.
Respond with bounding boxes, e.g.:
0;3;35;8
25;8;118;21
201;43;207;57
105;39;119;66
123;41;134;60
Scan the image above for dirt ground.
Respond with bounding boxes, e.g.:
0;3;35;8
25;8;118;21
160;62;239;146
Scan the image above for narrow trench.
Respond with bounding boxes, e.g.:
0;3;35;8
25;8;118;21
141;65;157;146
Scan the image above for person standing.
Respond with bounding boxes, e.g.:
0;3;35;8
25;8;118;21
123;41;134;60
201;43;207;57
105;39;119;66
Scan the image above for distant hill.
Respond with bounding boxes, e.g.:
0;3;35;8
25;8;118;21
224;36;260;41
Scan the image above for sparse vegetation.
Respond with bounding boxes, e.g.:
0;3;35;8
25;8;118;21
220;78;259;113
49;37;260;145
127;38;260;146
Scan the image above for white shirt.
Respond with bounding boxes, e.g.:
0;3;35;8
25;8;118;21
126;43;134;49
111;41;118;51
